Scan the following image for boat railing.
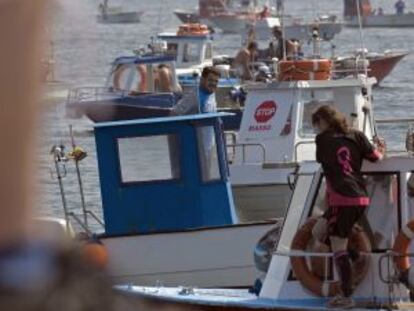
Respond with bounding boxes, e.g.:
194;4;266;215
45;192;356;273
67;86;129;105
376;117;414;154
226;133;266;164
294;140;314;162
273;249;412;304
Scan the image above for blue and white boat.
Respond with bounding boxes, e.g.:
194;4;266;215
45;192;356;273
66;54;182;122
58;112;278;287
117;155;414;310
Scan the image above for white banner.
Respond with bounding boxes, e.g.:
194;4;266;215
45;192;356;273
239;89;295;142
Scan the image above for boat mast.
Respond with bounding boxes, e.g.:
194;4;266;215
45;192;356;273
355;0;369;78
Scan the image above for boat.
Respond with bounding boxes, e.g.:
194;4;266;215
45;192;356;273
334;49;409;84
343;0;414;27
54;112;279;287
66;53;182;122
97;0;143;24
117;152;414;310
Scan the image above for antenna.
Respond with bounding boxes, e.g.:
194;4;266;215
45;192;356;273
355;0;369;78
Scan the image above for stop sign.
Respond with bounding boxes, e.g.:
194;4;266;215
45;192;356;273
254;101;277;123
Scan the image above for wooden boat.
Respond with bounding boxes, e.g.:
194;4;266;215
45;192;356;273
334;50;409;84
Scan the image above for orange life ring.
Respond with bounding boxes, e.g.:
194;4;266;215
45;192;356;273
392;219;414;280
113;64;147;92
177;23;209;36
278;59;332;81
290;217;371;297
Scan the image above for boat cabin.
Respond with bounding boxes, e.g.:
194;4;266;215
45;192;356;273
228;77;377;221
157;26;213;76
259;156;414;307
94;113;237;235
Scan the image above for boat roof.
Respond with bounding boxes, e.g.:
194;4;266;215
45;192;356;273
112;54;176;65
158;33;212;40
245;77;377;91
94;112;233;129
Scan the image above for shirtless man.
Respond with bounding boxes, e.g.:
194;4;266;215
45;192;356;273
233;41;258;81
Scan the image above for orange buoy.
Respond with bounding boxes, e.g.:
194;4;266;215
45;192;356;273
392;219;414;283
290;217;371;297
81;241;109;270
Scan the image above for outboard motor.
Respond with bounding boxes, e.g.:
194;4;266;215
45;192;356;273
229;86;247;106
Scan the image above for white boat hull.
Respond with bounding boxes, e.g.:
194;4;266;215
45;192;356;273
345;14;414;27
101;222;276;287
97;11;143;24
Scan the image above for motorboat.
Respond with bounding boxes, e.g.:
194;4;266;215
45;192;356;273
334;49;409;84
343;0;414;27
66;53;181;122
52;112;279;287
97;0;143;24
117;153;414;310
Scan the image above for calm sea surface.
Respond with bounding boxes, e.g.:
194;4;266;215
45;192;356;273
38;0;414;229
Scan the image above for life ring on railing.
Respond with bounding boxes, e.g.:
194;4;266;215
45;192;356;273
113;64;147;92
177;23;209;36
392;219;414;288
278;59;332;81
290;217;371;297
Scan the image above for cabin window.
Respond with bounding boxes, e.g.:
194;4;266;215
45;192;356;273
298;90;334;137
117;134;180;183
196;126;221;182
310;173;400;251
183;42;199;63
167;43;178;56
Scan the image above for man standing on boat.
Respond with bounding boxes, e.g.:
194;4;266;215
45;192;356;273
311;105;385;309
171;66;220;115
198;66;220;113
395;0;406;15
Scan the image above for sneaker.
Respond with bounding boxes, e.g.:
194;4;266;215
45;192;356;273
326;295;355;309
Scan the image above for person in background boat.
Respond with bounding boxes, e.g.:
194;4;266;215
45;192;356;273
170;66;220;115
0;1;130;310
268;26;300;60
395;0;406;15
311;105;385;309
377;6;384;15
257;5;270;19
153;63;182;93
232;41;258;81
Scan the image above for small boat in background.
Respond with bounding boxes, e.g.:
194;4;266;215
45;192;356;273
334;49;409;84
97;0;143;24
343;0;414;27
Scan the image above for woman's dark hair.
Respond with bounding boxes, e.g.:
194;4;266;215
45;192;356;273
311;105;349;134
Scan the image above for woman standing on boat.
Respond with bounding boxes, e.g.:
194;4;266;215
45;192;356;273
311;105;385;309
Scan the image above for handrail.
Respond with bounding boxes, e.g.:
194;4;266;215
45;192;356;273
376;118;414;124
294;140;314;162
226;143;266;164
